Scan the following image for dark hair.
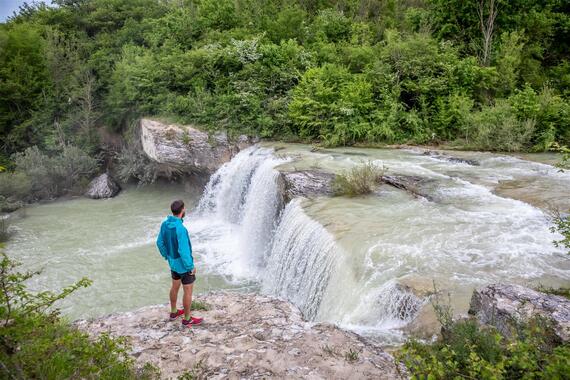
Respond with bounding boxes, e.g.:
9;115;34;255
170;200;185;215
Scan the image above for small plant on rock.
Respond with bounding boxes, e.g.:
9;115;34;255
333;161;384;196
344;348;359;362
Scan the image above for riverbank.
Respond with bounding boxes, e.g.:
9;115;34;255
76;292;402;379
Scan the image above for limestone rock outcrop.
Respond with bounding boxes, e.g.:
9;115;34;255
140;119;255;174
469;283;570;343
76;292;401;379
278;170;336;201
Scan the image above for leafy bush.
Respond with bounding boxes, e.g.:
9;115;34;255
115;140;177;185
0;251;160;379
12;145;98;200
464;101;536;152
333;161;384;196
551;212;570;255
0;172;32;202
399;285;570;380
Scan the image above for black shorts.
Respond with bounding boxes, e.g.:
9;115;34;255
171;270;196;285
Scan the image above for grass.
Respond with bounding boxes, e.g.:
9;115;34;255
332;161;384;197
344;348;359;363
322;344;340;357
177;359;208;380
191;300;210;311
536;285;570;300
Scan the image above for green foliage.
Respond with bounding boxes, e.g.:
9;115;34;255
0;252;160;379
11;145;98;200
551;212;570;255
464;100;536;152
1;0;569;153
344;348;359;362
333;161;384;196
399;302;570;379
536;285;570;300
191;300;210;311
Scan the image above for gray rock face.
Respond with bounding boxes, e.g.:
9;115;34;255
140;119;255;174
381;175;435;201
278;170;336;201
85;173;121;199
76;292;400;379
276;169;437;202
469;283;570;343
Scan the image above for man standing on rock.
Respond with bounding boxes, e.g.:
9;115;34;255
157;200;203;327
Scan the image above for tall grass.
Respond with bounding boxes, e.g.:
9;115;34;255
333;161;384;196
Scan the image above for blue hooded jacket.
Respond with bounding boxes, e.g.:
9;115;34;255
156;215;194;274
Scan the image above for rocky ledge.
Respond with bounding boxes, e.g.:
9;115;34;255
140;118;256;174
469;283;570;343
76;292;401;379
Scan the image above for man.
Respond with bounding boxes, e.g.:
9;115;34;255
156;200;203;327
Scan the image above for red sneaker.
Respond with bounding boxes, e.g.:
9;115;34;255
169;309;184;320
182;316;203;327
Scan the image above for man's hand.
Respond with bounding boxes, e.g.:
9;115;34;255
191;268;196;275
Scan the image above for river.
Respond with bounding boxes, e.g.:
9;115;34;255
5;144;570;344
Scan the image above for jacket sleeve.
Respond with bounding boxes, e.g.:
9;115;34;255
156;224;167;260
177;225;194;271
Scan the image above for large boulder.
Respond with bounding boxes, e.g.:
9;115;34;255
76;292;401;379
469;283;570;343
278;170;336;202
85;173;121;199
140;118;255;174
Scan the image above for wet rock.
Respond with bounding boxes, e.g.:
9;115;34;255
278;170;336;202
140;119;255;174
381;175;435;201
391;284;425;321
469;283;570;343
76;292;400;379
422;150;479;166
85;173;121;199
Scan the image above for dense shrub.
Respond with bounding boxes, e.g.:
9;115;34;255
399;317;570;379
0;251;160;379
0;172;31;201
1;0;569;153
399;286;570;380
115;143;168;185
463;100;536;152
333;161;384;196
10;145;98;200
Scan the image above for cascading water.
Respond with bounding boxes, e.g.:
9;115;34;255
263;199;338;320
194;146;342;320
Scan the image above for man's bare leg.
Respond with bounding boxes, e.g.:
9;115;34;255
183;283;194;320
170;279;181;312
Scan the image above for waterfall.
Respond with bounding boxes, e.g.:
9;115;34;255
195;146;339;319
263;199;338;320
197;146;273;223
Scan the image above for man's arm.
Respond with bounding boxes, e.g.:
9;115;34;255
176;225;194;272
156;224;168;260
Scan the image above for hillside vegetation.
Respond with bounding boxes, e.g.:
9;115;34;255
0;0;568;160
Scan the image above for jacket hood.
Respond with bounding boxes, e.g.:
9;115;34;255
164;215;183;228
